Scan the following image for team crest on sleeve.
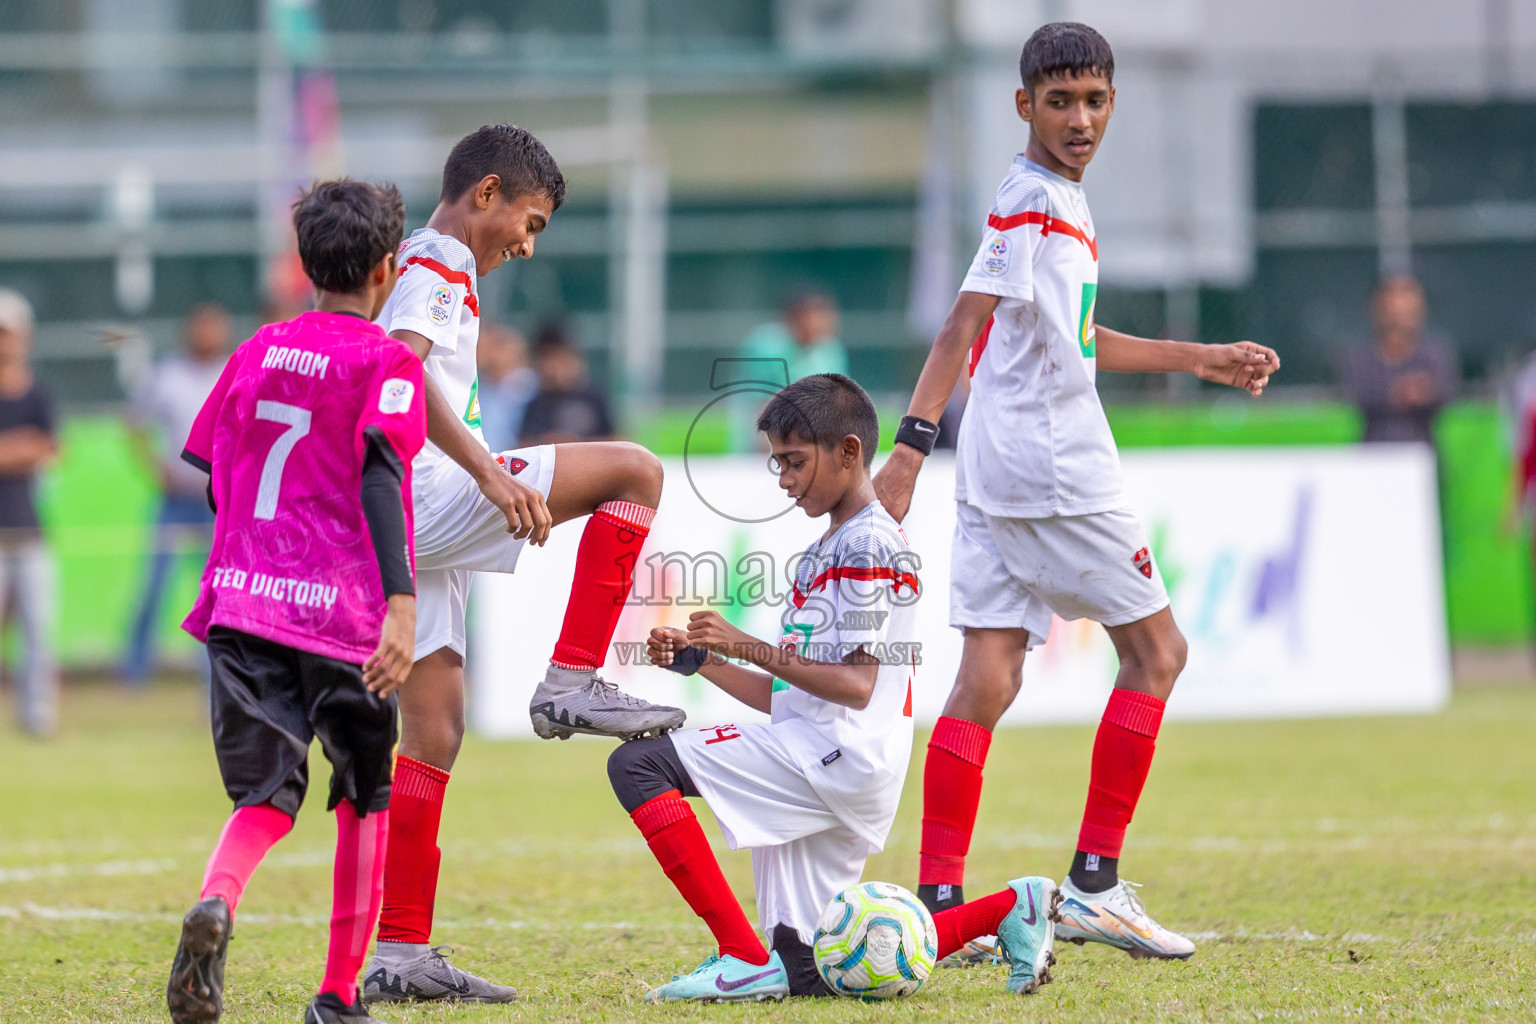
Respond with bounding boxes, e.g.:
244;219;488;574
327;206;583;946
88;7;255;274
1132;546;1153;578
983;234;1010;276
428;283;454;325
379;378;415;414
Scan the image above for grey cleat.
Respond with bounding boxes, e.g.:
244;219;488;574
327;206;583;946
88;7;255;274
167;896;231;1024
529;665;685;741
304;992;385;1024
362;945;518;1004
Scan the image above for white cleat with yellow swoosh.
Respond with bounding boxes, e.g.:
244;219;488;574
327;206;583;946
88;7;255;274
1055;878;1195;960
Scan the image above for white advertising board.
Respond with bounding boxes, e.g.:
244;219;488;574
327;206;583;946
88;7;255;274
470;445;1449;738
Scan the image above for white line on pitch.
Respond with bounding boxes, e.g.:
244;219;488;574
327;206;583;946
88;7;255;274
4;904;1532;946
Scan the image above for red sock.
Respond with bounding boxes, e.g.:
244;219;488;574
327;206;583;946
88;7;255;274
631;790;769;966
551;501;655;670
919;716;992;886
377;756;448;944
1077;689;1165;857
200;802;294;917
319;803;389;1006
932;888;1018;960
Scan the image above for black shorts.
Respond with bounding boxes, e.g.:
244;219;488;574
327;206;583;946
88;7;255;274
207;626;397;819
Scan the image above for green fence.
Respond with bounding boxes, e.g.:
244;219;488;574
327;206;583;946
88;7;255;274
34;399;1532;671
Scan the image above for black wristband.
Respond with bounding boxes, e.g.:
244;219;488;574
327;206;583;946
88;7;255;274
661;645;708;676
894;415;940;456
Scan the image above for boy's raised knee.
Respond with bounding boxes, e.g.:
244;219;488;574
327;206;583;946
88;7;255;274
609;442;663;507
608;735;688;813
607;740;640;798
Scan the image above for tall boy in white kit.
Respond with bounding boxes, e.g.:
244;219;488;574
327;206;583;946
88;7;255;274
874;22;1281;961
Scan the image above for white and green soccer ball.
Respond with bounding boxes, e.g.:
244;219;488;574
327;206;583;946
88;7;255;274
813;881;938;999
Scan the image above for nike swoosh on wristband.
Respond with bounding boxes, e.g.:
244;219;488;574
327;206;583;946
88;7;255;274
715;969;781;992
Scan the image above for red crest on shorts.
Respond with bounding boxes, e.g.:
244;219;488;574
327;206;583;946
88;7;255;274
500;456;528;475
1132;546;1153;579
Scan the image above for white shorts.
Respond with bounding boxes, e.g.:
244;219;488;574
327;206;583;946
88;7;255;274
674;720;874;944
949;501;1170;648
412;445;556;660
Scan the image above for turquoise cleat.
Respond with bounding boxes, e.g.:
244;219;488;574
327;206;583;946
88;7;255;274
995;876;1062;995
645;950;790;1003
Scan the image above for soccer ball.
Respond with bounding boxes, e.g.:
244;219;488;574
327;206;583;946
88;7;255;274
813;881;938;999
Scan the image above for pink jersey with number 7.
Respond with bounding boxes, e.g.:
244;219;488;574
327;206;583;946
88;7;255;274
181;310;428;664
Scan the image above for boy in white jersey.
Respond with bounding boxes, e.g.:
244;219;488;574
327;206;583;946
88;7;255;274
874;23;1281;962
609;374;1058;1002
363;125;684;1002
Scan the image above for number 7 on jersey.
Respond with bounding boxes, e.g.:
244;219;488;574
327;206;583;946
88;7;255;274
254;400;311;520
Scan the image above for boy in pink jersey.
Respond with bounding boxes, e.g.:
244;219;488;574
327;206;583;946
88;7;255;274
166;180;425;1024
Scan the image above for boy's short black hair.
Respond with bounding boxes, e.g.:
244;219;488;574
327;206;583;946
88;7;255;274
1019;22;1114;93
291;179;406;295
757;373;880;469
441;124;567;210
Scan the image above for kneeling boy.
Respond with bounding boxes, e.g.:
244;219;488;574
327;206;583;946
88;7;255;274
609;373;1059;1001
166;179;425;1024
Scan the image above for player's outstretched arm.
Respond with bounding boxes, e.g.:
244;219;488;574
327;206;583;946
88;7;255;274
873;290;1000;523
684;612;878;711
392;327;552;544
1096;326;1280;397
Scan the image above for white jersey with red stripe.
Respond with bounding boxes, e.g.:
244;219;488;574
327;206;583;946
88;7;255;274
376;227;484;502
774;499;920;849
956;155;1125;518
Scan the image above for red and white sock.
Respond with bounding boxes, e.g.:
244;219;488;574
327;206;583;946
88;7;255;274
376;756;449;944
932;888;1017;960
551;501;655;671
199;802;294;918
319;803;389;1006
919;716;993;887
1077;689;1166;858
630;790;769;966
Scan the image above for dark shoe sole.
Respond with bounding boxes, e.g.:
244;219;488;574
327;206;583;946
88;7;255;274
365;991;519;1004
530;714;685;742
167;900;230;1024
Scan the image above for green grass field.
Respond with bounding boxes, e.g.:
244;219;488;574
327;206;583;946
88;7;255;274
4;681;1535;1022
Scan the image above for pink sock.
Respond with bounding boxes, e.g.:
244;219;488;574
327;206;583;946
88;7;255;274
200;803;294;917
319;804;389;1005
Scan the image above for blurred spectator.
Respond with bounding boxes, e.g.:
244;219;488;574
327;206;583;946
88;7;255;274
0;290;59;735
120;303;230;686
477;324;539;452
733;291;849;450
1340;276;1458;444
518;323;615;446
743;291;849;381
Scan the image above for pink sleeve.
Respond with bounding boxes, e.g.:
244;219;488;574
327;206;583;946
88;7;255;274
358;343;427;465
182;346;242;470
